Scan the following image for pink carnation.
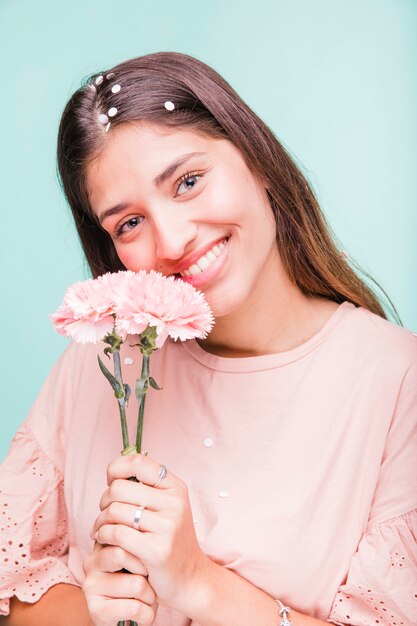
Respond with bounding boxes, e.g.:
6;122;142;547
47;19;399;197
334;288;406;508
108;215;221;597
50;273;123;343
114;270;214;347
50;270;214;346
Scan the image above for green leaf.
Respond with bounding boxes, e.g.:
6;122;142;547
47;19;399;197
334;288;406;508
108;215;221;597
149;376;162;391
124;383;132;406
97;355;124;398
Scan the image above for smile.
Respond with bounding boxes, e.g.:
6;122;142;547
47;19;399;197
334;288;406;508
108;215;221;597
173;236;230;289
181;238;228;277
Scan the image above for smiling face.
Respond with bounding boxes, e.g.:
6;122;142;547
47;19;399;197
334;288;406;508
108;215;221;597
86;122;282;319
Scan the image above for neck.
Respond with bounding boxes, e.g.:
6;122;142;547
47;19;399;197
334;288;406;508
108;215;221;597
198;253;327;358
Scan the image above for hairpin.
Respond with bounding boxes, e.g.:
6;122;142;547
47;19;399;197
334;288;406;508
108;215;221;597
92;73;121;132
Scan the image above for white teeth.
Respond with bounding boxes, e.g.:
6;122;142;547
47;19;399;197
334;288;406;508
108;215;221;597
197;255;211;271
180;238;228;276
189;264;201;275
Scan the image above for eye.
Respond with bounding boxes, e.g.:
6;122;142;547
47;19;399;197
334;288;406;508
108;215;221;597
175;170;203;196
114;215;144;238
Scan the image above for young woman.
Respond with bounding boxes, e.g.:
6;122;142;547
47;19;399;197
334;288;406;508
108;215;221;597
1;51;416;626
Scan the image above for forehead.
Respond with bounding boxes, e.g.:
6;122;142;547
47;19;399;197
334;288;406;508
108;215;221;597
86;122;240;212
87;123;218;202
88;123;216;178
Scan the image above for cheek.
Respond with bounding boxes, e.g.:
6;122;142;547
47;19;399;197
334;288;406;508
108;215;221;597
203;172;246;221
115;244;155;272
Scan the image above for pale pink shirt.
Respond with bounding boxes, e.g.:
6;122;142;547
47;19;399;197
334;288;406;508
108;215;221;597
1;301;416;625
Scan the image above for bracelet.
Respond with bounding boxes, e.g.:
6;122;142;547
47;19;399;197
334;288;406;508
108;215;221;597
276;599;292;626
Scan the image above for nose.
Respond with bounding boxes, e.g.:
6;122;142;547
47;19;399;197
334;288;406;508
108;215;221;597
151;210;198;266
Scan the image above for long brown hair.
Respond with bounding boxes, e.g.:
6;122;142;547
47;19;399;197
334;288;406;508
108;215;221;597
56;51;401;324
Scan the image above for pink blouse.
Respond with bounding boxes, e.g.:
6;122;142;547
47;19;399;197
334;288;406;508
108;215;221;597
1;301;416;625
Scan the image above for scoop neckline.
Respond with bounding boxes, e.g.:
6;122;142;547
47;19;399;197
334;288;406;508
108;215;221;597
180;300;356;372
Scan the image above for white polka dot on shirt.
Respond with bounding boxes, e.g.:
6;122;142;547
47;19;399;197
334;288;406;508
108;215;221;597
218;491;229;498
203;437;214;447
124;357;133;365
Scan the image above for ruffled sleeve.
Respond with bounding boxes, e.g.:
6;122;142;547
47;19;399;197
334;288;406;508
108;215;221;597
328;333;417;626
327;510;417;626
0;422;79;616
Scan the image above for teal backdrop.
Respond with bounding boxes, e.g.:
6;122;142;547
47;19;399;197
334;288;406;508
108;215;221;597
1;0;416;461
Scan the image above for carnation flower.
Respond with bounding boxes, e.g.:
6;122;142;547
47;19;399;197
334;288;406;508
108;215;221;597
113;270;214;347
50;276;118;343
51;270;214;347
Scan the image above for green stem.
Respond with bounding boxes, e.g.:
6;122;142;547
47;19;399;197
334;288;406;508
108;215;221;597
135;353;150;453
113;349;130;450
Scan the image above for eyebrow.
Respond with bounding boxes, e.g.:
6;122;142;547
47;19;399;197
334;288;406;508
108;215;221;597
98;151;206;224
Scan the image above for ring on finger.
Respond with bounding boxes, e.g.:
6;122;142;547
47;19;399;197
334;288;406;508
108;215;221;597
152;464;167;488
133;505;145;531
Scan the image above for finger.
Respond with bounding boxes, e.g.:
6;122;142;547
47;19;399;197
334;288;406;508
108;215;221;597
92;501;161;536
95;524;152;563
84;543;147;577
88;571;156;604
92;596;155;625
94;544;148;576
107;453;174;489
99;477;169;512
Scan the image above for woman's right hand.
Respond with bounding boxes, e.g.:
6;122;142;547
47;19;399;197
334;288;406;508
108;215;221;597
82;541;158;625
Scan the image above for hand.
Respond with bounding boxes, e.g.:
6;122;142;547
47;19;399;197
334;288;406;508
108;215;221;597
92;453;210;615
82;540;158;625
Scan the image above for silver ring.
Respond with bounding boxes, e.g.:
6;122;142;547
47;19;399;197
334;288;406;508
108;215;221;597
133;505;145;531
153;464;167;488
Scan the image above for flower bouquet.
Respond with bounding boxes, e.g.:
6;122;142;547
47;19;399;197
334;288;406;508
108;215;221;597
51;269;214;626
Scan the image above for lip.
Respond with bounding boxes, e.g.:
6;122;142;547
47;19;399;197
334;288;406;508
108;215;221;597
171;236;229;275
177;237;230;288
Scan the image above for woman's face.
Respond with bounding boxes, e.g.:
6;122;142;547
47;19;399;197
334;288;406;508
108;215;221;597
87;122;280;318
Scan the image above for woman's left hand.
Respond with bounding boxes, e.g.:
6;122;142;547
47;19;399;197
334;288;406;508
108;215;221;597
92;453;210;615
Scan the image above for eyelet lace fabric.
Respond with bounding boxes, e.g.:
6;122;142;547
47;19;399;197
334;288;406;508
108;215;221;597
0;423;78;616
327;509;417;626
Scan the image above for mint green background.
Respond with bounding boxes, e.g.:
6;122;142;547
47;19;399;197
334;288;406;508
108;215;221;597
1;0;416;462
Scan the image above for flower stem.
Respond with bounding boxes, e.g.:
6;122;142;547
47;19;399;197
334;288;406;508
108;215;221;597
113;349;130;450
135;353;150;453
115;350;136;626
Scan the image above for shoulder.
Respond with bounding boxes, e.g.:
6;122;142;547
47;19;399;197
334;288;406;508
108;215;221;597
342;303;417;373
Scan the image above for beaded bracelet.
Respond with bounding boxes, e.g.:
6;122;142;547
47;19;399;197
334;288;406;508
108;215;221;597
276;599;292;626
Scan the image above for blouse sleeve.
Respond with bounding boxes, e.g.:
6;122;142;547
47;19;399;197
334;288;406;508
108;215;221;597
327;334;417;626
0;421;79;616
327;510;417;626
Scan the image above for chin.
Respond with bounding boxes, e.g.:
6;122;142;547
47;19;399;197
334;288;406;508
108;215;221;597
203;285;250;320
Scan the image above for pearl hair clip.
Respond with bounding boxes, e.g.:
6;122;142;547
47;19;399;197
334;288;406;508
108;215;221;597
164;100;175;111
90;74;175;132
90;72;121;133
